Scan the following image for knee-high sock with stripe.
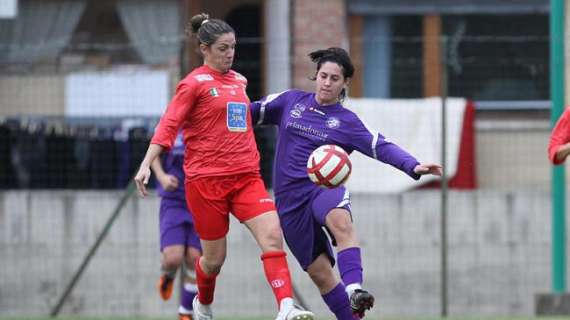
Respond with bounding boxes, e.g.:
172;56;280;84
337;247;363;291
322;282;354;320
195;258;218;305
179;282;198;314
261;251;294;307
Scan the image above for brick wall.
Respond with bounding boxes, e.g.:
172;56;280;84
292;0;347;90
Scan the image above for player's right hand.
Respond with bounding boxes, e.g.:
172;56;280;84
134;165;151;197
158;174;179;192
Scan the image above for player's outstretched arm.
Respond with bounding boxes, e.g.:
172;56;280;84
413;163;443;176
134;144;164;197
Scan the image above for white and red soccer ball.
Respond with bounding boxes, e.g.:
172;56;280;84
307;144;352;188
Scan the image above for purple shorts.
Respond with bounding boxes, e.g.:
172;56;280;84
159;198;202;252
275;186;351;270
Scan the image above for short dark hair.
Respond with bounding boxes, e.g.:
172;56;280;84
309;47;355;101
309;47;355;79
186;13;235;46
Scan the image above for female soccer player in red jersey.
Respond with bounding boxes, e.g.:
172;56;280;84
548;107;570;164
133;13;313;320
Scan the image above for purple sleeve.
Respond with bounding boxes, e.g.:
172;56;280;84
347;116;421;180
250;90;296;126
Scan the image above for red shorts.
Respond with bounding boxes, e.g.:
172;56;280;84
184;172;276;240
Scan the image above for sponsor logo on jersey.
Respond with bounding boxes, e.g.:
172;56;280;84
290;103;306;118
270;279;285;288
326;117;340;129
286;121;329;141
259;198;274;203
209;88;219;97
234;72;247;82
194;74;214;82
227;102;247;132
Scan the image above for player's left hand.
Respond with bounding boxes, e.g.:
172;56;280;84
414;163;443;176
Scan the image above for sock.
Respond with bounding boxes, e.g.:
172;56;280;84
178;305;193;315
180;282;198;313
195;258;218;305
322;283;354;320
345;283;362;297
261;251;294;307
279;297;294;313
337;247;363;292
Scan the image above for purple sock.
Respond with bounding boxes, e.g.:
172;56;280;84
180;283;198;312
337;247;363;286
322;282;355;320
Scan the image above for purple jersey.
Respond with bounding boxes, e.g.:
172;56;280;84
250;89;421;196
157;133;186;200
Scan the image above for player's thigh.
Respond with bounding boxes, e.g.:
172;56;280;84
185;178;231;241
230;173;276;222
243;210;283;252
311;186;351;226
324;207;354;237
278;203;335;270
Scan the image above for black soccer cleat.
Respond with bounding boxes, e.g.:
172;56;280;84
350;289;375;318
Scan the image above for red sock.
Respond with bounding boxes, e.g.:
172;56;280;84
195;258;218;305
261;251;293;307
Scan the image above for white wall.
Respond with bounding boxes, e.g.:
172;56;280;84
0;189;563;318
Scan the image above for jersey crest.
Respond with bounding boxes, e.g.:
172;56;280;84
326;117;341;129
290;103;306;119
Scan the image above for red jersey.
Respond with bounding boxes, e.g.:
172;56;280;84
151;64;260;179
548;107;570;165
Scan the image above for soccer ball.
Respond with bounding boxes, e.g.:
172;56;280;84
307;144;352;188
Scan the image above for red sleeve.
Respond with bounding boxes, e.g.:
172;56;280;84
151;81;197;151
548;108;570;165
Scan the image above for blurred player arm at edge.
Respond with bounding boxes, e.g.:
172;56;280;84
548;108;570;165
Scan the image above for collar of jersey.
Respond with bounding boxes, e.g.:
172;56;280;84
202;63;231;77
311;93;343;110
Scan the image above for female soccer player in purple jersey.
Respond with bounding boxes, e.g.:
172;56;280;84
250;47;442;319
153;133;202;320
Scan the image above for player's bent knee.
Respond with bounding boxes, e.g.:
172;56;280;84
262;232;284;251
329;218;355;239
200;255;225;274
163;253;184;269
162;259;182;271
259;223;284;247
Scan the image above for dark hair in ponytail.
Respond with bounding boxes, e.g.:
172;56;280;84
308;47;355;101
186;13;235;46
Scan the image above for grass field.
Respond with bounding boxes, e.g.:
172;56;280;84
2;317;570;320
